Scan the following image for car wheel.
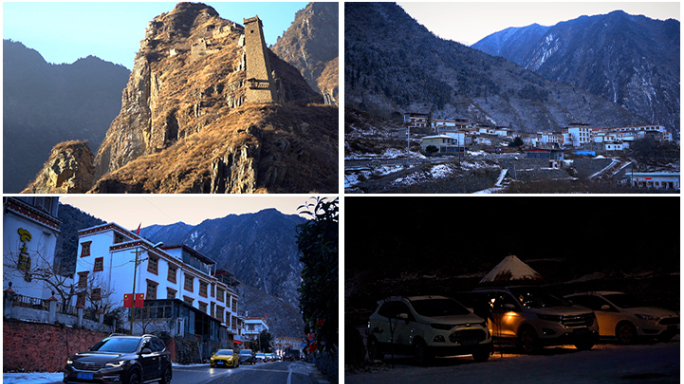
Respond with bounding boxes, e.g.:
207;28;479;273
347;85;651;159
518;326;540;354
367;337;383;362
574;341;594;351
160;366;172;384
616;322;637;344
126;370;141;384
413;339;432;366
472;349;490;362
657;332;674;342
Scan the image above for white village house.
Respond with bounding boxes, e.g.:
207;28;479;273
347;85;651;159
3;197;61;299
73;222;243;344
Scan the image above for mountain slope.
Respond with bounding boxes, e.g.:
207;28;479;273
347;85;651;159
473;11;680;136
345;3;647;132
140;209;306;337
3;40;129;193
272;2;339;104
24;2;338;194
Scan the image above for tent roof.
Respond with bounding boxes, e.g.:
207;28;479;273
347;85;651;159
479;255;543;284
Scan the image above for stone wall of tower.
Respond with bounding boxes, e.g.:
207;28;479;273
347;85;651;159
243;16;276;103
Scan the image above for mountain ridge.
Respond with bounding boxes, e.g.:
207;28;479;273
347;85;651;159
3;39;130;193
472;10;680;136
345;2;647;132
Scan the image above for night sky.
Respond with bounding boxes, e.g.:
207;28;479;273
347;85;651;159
345;196;680;279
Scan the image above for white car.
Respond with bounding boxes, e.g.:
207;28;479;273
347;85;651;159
565;291;679;343
367;295;492;365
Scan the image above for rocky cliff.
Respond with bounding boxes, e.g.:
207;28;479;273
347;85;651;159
22;141;95;194
272;2;339;104
24;2;337;194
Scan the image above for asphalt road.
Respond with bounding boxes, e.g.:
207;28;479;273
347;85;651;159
173;360;321;384
345;341;680;384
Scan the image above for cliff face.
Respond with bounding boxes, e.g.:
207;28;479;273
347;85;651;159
272;2;339;104
86;2;335;193
22;141;95;194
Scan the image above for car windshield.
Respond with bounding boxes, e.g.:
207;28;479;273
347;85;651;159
410;298;470;317
216;350;233;355
90;338;140;353
603;293;646;308
510;288;571;308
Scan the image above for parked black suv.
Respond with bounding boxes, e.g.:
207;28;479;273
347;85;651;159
63;334;172;384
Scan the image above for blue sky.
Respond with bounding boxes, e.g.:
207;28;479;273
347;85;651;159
399;2;680;46
3;2;309;70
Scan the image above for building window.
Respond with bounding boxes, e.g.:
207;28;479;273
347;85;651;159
168;266;177;283
184;275;194;292
217;288;225;303
167;287;177;300
183;296;194;306
78;271;89;289
80;242;92;257
216;305;225;322
146;279;158;300
198;301;208;314
147;256;159;275
199;281;208;298
93;257;104;272
114;232;124;244
231;297;238;313
76;292;86;307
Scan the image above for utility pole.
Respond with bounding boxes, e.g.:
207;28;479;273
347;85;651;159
130;242;163;335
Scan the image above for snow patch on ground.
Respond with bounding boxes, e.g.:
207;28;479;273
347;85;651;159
4;372;63;384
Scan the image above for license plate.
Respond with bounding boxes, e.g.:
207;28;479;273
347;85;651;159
460;339;478;346
574;328;590;335
77;372;94;380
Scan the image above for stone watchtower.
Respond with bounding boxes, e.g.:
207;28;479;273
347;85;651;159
243;16;277;103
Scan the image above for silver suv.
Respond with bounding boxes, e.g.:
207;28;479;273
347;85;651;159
461;287;598;354
367;296;493;365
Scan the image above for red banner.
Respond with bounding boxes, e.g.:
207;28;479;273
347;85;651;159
124;293;146;308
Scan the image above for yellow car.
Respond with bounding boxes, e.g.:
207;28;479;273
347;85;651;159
210;349;240;368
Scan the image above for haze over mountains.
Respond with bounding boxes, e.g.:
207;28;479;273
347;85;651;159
345;3;674;135
473;10;680;137
3;40;130;193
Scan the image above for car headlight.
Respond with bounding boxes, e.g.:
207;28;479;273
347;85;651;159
635;314;660;321
105;360;125;368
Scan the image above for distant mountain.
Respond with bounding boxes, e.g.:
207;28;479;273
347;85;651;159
272;2;339;104
473;11;680;136
3;40;130;193
140;208;307;337
55;203;107;276
345;3;647;132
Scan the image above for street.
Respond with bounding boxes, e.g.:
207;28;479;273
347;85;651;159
345;341;680;384
174;360;321;384
3;361;325;384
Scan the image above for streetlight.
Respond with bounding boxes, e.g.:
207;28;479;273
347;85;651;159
130;242;163;335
